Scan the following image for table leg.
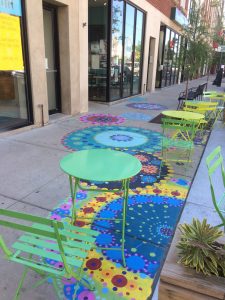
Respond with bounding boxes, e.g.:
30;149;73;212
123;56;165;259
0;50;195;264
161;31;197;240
121;178;129;267
69;176;79;224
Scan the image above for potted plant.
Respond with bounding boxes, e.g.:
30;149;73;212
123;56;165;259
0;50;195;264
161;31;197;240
177;218;225;277
159;219;225;300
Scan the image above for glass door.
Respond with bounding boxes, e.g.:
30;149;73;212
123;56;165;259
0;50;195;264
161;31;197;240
133;10;144;95
122;4;135;98
43;5;61;113
110;0;145;101
110;0;124;101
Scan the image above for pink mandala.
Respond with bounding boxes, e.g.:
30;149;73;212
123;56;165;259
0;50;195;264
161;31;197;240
79;114;125;125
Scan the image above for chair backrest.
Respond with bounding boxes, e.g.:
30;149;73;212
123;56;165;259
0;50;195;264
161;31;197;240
203;91;225;101
183;102;218;115
0;209;98;275
161;117;199;141
206;146;225;220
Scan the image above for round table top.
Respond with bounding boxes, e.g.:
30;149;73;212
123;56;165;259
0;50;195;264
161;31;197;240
162;110;204;120
60;149;142;182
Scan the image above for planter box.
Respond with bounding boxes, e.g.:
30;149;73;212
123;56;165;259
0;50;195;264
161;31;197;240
159;233;225;300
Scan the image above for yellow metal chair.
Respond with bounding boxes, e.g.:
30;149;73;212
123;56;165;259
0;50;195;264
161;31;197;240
182;101;218;129
203;92;225;122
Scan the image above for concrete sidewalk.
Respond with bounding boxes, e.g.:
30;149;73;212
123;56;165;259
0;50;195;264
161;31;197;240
0;75;224;300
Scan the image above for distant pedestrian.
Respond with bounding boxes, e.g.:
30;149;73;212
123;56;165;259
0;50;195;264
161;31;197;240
213;68;223;87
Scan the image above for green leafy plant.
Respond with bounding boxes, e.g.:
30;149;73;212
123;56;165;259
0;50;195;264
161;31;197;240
177;218;225;277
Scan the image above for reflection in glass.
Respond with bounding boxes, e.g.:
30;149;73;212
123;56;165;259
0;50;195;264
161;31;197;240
0;4;29;132
172;34;179;84
111;0;124;100
43;8;58;112
133;11;143;95
156;28;165;88
123;4;135;98
156;26;183;88
88;0;108;102
166;31;175;86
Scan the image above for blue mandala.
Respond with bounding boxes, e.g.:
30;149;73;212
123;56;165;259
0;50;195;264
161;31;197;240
127;96;147;102
120;112;153;121
62;126;162;152
126;103;168;111
83;150;172;190
91;194;185;276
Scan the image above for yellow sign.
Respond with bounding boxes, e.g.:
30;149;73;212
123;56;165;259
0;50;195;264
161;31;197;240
0;13;24;71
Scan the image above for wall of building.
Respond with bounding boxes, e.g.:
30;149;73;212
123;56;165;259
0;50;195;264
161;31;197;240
24;0;184;127
146;0;175;18
25;0;88;126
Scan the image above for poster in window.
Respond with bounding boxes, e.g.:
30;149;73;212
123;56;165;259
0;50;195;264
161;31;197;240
0;13;24;71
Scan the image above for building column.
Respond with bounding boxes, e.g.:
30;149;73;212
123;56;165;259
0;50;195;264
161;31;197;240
58;0;88;116
25;0;49;125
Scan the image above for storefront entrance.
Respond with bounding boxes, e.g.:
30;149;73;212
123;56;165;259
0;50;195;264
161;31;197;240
43;4;61;114
88;0;145;102
156;26;183;88
0;0;32;132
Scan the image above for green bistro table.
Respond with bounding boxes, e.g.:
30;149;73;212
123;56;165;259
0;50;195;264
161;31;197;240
60;149;142;266
162;110;204;120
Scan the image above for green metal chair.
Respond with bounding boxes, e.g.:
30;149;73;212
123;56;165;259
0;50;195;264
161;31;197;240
206;146;225;232
0;209;99;300
159;117;199;176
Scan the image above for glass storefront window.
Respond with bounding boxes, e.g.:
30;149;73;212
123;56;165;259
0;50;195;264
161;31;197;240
123;4;135;98
88;0;108;102
110;0;145;101
161;28;170;87
155;28;165;88
89;0;145;102
111;0;124;101
0;0;31;132
169;31;175;85
173;34;179;84
157;26;182;88
133;10;144;95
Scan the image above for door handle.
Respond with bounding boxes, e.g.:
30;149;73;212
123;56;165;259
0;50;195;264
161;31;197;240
46;70;57;73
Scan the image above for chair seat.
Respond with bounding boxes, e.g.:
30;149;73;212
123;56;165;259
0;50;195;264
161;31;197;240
162;137;194;149
9;222;98;277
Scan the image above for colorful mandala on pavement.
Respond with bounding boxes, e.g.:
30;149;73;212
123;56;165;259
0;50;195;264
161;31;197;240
126;103;168;111
83;150;173;190
80;114;125;125
46;177;189;300
127;96;147;102
120;112;153;122
62;126;162;153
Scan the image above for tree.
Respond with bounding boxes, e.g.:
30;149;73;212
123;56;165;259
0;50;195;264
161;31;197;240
182;0;213;80
211;1;225;70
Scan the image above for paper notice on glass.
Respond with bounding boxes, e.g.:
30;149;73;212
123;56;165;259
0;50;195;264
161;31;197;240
0;13;24;70
99;40;106;54
91;41;99;54
91;55;100;69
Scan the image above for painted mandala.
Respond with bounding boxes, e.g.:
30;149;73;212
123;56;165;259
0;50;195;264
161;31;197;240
126;102;167;110
80;114;125;125
127;96;147;102
83;150;173;190
62;126;162;153
92;194;184;246
120;112;153;121
45;179;188;300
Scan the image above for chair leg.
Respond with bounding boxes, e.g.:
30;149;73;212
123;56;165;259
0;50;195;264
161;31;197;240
13;267;29;300
52;277;62;300
120;179;129;268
